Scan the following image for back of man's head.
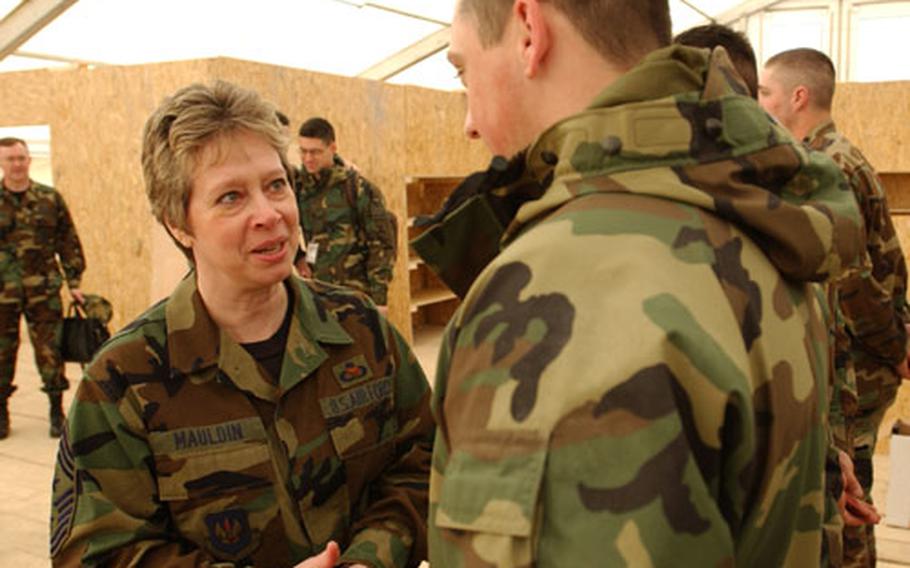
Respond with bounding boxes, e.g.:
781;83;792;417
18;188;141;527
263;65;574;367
298;117;335;144
674;24;758;98
765;48;836;111
459;0;671;68
0;137;27;150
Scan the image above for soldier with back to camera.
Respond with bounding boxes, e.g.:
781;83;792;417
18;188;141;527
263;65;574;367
415;1;865;566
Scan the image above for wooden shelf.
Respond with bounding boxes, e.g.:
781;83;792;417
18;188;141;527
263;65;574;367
405;176;463;218
883;174;910;212
406;176;464;335
411;287;456;308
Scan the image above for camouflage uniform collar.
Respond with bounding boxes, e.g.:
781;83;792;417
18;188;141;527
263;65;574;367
586;45;709;109
302;156;350;193
516;46;770;240
509;45;862;282
1;178;40;197
165;274;221;372
165;274;352;399
287;277;354;346
524;45;749;182
804;119;837;146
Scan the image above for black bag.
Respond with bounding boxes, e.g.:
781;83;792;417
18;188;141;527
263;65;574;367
62;303;111;363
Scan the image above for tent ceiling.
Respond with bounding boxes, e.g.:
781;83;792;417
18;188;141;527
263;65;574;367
0;0;778;90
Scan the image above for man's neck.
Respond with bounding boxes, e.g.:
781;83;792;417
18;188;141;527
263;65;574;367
523;25;626;144
790;109;832;142
2;179;29;193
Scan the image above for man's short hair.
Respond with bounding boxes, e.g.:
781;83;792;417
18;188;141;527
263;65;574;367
459;0;671;68
298;117;335;144
0;137;27;150
765;48;836;111
141;80;289;257
674;24;758;98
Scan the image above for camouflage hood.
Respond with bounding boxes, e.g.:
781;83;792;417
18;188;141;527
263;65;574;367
413;45;862;295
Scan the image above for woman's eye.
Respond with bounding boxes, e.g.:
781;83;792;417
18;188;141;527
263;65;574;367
269;178;289;192
217;191;240;205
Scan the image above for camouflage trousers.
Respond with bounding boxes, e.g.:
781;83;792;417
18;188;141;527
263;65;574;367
0;284;67;397
842;361;900;568
822;448;846;567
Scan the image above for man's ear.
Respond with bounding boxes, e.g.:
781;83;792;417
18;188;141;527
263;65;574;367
792;85;810;112
515;0;550;79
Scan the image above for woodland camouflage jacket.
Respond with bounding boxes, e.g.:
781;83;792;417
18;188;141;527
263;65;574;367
807;120;908;422
0;180;84;293
297;160;397;305
50;274;433;567
422;46;863;567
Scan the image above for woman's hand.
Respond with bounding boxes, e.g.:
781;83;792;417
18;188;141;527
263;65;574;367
293;541;339;568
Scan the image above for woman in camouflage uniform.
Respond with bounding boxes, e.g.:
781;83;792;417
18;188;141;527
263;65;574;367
49;81;433;568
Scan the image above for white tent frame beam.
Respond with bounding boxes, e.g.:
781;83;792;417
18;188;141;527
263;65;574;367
716;0;789;24
15;49;103;67
331;0;449;26
0;0;79;61
679;0;716;21
358;26;450;81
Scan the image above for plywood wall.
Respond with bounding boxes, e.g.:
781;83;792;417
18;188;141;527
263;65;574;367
834;85;910;453
833;82;910;173
0;58;490;338
4;61;906;435
884;170;910;438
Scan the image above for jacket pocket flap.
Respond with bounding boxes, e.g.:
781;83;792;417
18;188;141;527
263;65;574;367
154;443;271;501
435;432;546;538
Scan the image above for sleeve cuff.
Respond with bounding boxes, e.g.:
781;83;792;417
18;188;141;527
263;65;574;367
339;525;413;568
370;288;388;306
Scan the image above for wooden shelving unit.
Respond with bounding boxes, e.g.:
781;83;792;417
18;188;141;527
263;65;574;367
411;287;457;308
405;176;463;337
881;172;910;460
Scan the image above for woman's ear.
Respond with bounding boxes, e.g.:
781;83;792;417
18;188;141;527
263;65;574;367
516;0;551;79
165;220;193;250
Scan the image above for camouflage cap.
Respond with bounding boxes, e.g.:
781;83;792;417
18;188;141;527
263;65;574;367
81;294;113;324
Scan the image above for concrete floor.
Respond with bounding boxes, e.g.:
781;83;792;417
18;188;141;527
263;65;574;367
0;337;79;567
1;325;907;566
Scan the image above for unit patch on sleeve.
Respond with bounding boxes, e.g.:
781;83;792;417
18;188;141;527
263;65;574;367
205;509;259;560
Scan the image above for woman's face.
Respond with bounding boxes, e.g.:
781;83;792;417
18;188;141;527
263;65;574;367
177;129;298;297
